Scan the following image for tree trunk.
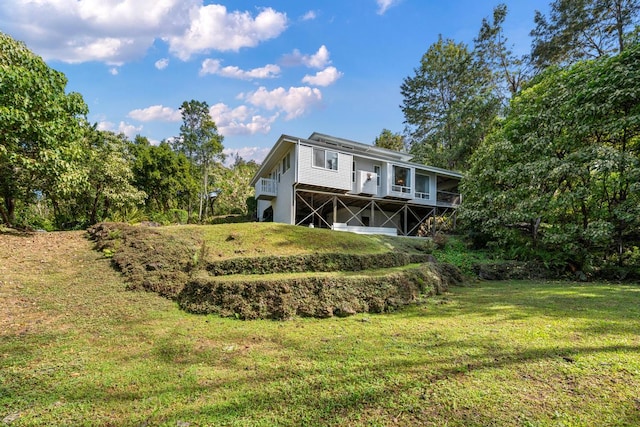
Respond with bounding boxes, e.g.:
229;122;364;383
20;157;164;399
0;202;11;226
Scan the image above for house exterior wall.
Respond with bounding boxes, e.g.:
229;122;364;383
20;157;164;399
273;147;295;224
351;156;383;196
297;144;352;191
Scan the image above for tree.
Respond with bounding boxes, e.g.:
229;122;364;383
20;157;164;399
374;129;405;151
209;154;259;217
462;44;640;273
130;136;198;218
0;32;87;227
174;100;224;222
531;0;640;70
401;36;499;170
475;4;530;105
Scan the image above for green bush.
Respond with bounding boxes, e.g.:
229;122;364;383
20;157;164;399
169;209;188;224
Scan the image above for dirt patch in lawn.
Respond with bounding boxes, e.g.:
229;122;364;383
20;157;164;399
0;230;88;336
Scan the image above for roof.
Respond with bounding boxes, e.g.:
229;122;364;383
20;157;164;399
250;132;462;186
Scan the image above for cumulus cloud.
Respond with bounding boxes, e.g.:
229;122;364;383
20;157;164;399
167;5;287;60
97;120;143;139
209;103;277;136
109;67;119;75
281;45;331;69
302;66;343;87
155;58;169;70
127;105;181;122
0;1;287;64
200;59;280;79
376;0;401;15
242;86;322;120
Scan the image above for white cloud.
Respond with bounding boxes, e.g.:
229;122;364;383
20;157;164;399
97;120;143;139
109;67;119;75
209;103;277;136
127;105;181;122
281;45;331;69
200;59;280;79
223;147;271;164
376;0;401;15
155;58;169;70
0;1;287;64
302;66;343;87
167;5;287;60
301;11;317;21
243;86;322;120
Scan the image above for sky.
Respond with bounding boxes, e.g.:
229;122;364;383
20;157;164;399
0;0;550;164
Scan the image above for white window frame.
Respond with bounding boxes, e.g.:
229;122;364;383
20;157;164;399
313;148;338;171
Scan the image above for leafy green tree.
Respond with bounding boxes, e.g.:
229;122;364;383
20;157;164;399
130;136;198;218
0;32;87;227
401;36;499;170
53;128;146;226
531;0;640;70
209;154;259;217
173;100;224;222
374;129;405;151
462;44;640;273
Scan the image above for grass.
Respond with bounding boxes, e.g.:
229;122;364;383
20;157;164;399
158;222;430;261
1;230;640;426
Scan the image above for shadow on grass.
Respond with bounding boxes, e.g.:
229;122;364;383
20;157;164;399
418;281;640;323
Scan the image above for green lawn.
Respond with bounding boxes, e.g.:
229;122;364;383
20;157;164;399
1;231;639;426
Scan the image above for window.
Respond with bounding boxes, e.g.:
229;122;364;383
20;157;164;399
415;173;430;199
282;152;291;173
392;166;411;193
374;165;381;186
352;161;356;182
313;148;338;170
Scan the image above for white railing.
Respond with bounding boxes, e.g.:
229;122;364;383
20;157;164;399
414;191;430;200
391;184;412;194
256;178;277;198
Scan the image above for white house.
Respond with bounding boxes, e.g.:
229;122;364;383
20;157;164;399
250;132;462;236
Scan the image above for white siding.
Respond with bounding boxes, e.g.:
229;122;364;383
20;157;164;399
297;144;352;191
273;147;296;223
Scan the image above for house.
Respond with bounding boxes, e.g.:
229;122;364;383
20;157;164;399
250;132;462;236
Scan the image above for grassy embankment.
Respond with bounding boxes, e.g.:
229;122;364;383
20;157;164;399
1;224;639;426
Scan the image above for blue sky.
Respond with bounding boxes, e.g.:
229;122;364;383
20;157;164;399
1;0;549;163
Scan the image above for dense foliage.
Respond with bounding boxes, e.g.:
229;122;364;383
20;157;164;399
0;32;88;228
462;44;640;274
0;33;255;229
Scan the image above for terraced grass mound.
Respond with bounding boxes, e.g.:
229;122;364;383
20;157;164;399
180;264;462;320
87;222;462;319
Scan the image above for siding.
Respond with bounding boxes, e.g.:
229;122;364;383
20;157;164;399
273;147;296;224
297;144;352;191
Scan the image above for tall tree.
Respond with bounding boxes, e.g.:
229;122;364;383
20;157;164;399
174;100;224;222
401;36;499;170
0;32;87;227
531;0;640;70
475;4;530;105
374;129;405;151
